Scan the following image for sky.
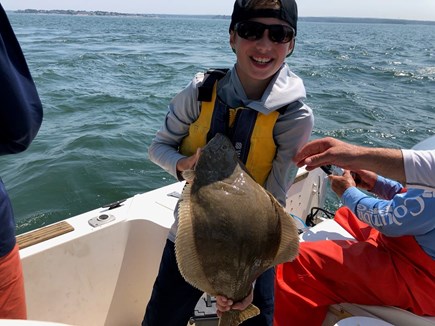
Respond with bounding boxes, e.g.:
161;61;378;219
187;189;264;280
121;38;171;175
2;0;435;22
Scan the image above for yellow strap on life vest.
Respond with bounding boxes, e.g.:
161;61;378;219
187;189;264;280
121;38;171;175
179;83;217;157
245;111;279;185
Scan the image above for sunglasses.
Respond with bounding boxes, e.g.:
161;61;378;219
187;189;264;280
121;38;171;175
234;21;295;44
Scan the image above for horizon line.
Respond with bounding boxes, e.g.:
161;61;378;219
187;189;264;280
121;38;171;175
9;9;435;24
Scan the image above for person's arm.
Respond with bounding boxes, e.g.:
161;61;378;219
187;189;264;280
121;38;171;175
340;186;435;237
147;73;203;179
348;169;404;200
370;175;404;200
331;172;433;237
0;5;43;155
293;137;405;184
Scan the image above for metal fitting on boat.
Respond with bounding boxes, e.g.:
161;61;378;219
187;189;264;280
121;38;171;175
88;213;115;227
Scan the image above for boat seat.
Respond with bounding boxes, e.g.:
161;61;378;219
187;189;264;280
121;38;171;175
300;219;435;326
327;303;435;326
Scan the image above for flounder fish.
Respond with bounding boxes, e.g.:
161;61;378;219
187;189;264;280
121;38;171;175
175;133;300;326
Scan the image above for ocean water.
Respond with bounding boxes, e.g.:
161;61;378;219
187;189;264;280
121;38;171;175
1;13;434;234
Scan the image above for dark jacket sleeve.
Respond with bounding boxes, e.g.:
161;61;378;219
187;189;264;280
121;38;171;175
0;4;43;155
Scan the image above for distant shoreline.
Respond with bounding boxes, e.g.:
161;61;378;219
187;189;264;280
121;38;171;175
12;9;435;25
13;9;229;19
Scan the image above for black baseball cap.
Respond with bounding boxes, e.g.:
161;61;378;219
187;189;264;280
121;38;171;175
229;0;298;35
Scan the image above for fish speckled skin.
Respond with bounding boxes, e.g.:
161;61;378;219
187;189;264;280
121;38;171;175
176;133;299;326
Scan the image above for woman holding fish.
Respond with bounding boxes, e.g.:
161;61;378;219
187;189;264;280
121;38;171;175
144;0;312;325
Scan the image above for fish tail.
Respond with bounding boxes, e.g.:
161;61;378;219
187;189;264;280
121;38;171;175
218;304;260;326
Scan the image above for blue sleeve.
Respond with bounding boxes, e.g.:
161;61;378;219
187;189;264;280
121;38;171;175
0;5;43;155
370;175;404;200
342;187;435;237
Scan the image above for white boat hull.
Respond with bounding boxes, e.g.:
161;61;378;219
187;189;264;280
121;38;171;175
20;181;184;325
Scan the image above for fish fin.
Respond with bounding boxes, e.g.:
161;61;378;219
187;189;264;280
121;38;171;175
218;304;260;326
175;182;215;294
268;193;300;265
176;183;201;287
181;169;195;183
